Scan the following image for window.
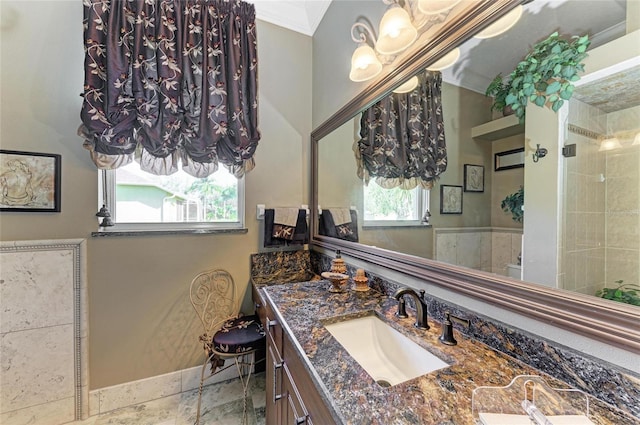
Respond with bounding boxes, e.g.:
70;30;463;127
363;183;429;227
99;163;244;232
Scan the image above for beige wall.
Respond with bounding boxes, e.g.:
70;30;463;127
491;135;525;229
435;82;493;228
0;2;312;389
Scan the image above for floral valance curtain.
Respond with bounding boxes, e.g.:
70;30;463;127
354;70;447;189
79;0;260;178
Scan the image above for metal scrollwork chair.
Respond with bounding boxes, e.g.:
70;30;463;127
189;269;265;425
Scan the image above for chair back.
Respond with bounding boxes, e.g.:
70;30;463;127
190;269;238;335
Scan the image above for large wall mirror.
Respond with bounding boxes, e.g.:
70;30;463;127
311;0;640;353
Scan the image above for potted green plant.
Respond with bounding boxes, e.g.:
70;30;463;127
485;73;512;116
501;186;524;223
596;280;640;306
500;31;590;121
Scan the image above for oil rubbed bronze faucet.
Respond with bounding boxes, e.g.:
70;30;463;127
393;287;429;329
438;311;471;346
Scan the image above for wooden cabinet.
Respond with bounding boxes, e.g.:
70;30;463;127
253;284;335;425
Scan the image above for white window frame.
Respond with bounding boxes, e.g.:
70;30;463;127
363;185;430;227
97;169;245;233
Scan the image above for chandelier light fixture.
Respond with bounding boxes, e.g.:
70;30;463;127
349;1;522;84
473;5;523;39
348;0;462;83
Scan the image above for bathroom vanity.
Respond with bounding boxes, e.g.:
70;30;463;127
252;279;635;425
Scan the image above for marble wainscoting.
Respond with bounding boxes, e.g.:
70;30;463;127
86;362;242;417
0;240;89;425
434;227;522;276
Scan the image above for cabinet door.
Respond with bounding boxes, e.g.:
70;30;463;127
266;344;284;425
283;364;309;425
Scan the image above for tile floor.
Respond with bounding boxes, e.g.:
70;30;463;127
75;373;266;425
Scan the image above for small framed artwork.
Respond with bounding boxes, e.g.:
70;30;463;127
0;150;61;212
440;185;463;214
463;164;484;192
495;147;525;171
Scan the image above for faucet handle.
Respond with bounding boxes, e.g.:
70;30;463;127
438;311;470;346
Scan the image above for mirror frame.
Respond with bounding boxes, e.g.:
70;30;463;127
310;0;640;354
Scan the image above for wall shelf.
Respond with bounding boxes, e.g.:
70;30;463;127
471;115;524;141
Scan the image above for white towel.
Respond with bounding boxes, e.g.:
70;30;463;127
273;208;299;227
329;208;352;226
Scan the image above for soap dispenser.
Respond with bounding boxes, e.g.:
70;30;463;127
330;250;347;274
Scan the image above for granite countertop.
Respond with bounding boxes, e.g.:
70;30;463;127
262;280;635;425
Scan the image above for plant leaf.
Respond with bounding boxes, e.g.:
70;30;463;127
545;81;561;95
551;99;564;112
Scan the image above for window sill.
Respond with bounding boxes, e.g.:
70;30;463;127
91;228;248;237
362;224;432;229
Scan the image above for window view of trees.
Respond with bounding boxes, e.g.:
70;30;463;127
115;163;239;223
363;183;422;220
181;177;238;222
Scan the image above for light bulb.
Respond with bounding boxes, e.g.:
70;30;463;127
426;48;460;71
376;5;417;55
393;76;419;93
349;44;382;82
474;5;523;39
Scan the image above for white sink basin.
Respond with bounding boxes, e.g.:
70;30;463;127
324;315;450;386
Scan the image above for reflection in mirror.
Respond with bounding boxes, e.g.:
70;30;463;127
494;148;524;171
316;0;639;308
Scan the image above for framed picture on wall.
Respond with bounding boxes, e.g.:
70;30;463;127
0;150;61;212
440;185;463;214
463;164;484;192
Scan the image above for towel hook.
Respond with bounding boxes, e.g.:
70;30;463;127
532;144;548;163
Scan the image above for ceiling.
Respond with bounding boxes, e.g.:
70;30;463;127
442;0;628;94
246;0;332;36
249;0;632;110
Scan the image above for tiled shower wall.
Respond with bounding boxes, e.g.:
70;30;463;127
564;100;640;295
0;240;88;425
604;105;640;290
434;227;522;276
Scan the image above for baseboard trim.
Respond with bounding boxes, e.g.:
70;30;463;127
89;357;249;416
